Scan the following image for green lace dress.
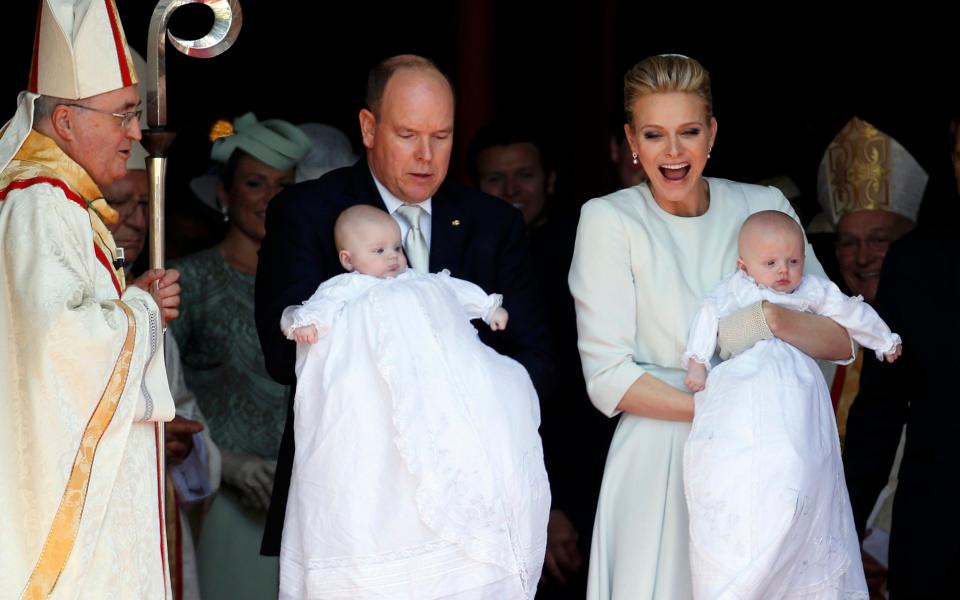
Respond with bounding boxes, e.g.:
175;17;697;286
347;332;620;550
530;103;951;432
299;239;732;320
170;246;288;600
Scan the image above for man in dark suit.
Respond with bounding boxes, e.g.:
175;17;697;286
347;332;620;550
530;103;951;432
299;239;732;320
468;122;615;598
843;228;960;599
844;113;960;598
255;55;553;555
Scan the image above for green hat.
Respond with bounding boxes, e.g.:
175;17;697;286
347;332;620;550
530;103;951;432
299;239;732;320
210;112;311;170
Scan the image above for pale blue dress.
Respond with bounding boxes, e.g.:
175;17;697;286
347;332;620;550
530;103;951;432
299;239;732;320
569;178;832;600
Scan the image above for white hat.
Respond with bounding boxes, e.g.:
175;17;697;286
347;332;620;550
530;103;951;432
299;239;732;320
816;117;927;227
129;48;148;116
124;49;149;172
127;141;148;171
29;0;139;100
757;175;801;204
188;168;219;212
295;123;357;183
127;48;150;171
0;0;139;175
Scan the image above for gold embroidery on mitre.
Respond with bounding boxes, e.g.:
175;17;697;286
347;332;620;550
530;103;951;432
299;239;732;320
826;118;891;220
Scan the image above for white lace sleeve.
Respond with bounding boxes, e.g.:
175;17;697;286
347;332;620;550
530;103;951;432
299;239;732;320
164;333;219;503
435;269;503;324
0;186;174;421
804;274;901;360
279;273;365;339
684;271;757;367
682;300;720;370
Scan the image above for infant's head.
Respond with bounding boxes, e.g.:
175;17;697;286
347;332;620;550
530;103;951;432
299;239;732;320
737;210;805;293
334;205;407;278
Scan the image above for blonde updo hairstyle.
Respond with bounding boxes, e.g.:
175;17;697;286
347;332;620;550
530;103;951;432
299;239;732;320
623;54;713;129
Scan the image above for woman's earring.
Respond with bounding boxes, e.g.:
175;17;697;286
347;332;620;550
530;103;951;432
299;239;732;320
221;206;229;223
632;152;639;165
707;146;713;159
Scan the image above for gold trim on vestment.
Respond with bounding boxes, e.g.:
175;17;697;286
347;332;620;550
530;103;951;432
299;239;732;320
20;301;137;600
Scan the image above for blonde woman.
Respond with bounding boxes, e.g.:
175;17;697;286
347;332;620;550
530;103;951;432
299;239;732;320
569;54;852;599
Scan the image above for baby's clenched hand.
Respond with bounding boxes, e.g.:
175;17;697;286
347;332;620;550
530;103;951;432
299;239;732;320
293;324;319;344
685;361;707;392
489;307;509;331
884;343;903;364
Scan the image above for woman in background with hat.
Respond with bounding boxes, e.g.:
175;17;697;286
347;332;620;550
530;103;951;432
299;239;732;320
169;113;311;600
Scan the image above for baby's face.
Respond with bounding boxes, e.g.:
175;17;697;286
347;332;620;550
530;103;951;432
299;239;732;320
738;229;805;293
344;220;408;278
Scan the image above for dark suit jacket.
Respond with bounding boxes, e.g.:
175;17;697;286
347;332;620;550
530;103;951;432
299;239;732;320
529;209;615;523
255;159;554;555
530;208;616;599
843;229;960;597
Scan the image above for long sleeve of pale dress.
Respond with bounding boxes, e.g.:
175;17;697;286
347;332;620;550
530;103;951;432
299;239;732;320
569;179;834;600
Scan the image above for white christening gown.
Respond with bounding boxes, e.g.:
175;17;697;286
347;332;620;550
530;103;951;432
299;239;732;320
278;269;550;600
682;270;900;600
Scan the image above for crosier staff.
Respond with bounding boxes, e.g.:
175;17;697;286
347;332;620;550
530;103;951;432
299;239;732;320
141;2;242;595
143;0;242;279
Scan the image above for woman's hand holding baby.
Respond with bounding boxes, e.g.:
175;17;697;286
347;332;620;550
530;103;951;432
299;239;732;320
489;307;509;331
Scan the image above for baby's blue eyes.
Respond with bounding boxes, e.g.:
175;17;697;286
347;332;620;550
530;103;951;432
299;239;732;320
765;259;800;267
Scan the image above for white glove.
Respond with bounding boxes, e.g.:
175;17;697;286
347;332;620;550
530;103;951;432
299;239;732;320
221;450;276;511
